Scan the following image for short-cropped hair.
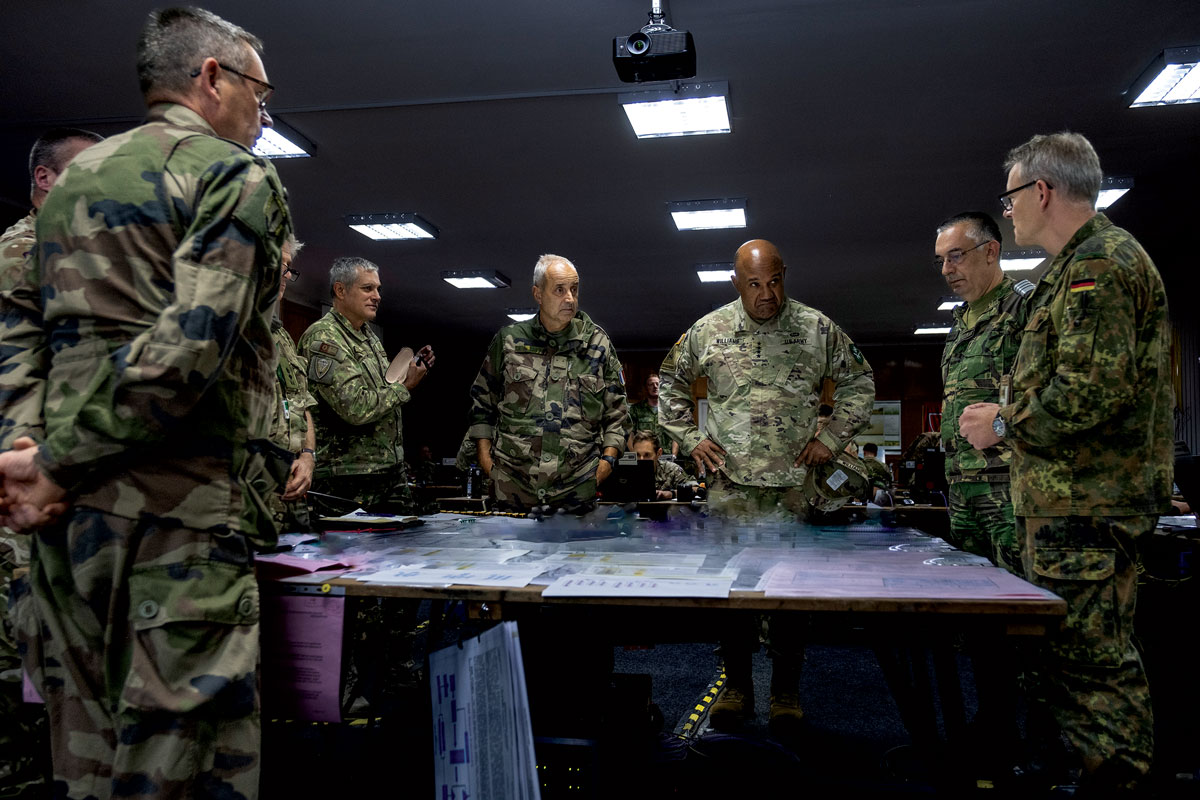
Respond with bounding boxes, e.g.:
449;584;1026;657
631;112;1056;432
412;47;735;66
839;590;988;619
935;211;1003;249
630;430;661;450
28;128;104;188
329;256;379;297
1003;131;1102;207
532;253;575;289
137;7;264;98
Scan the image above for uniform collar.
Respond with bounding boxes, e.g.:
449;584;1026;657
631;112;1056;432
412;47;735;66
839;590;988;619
532;309;592;346
1038;212;1111;289
733;297;795;333
329;307;374;339
953;274;1013;323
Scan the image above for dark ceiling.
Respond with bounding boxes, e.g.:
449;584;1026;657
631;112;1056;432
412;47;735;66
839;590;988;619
3;0;1198;353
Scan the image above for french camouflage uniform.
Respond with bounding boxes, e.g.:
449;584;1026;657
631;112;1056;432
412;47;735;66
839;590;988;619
659;298;875;520
24;102;292;800
941;275;1029;574
996;213;1172;789
654;458;688;494
467;310;628;513
269;319;317;532
628;400;669;450
0;212;50;796
298;309;415;515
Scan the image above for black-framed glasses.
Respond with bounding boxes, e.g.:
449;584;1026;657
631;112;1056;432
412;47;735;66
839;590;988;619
283;267;300;283
998;179;1052;212
933;240;993;270
190;62;275;109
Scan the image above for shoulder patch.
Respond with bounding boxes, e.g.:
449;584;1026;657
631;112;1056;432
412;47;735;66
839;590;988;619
849;343;864;364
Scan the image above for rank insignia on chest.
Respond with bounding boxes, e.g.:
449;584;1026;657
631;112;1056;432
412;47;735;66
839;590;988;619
317;341;342;357
313;356;332;380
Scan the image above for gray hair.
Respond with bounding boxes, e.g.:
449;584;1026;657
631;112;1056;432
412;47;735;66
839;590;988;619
532;253;576;289
328;256;379;297
285;234;305;257
28;128;104;192
1003;131;1102;207
136;7;264;98
935;211;1003;249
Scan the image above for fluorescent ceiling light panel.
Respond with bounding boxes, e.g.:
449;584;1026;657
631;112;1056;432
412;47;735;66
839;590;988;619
696;263;735;283
1000;250;1047;272
507;308;537;321
1096;176;1134;210
937;297;964;311
347;213;439;241
914;325;952;335
620;81;731;138
669;198;747;231
252;127;310;158
441;270;510;289
1129;47;1200;107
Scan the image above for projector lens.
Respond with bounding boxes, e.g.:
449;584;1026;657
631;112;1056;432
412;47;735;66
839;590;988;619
628;32;650;55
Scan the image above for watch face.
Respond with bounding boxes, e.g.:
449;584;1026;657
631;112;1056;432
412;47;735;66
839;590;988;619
992;415;1005;436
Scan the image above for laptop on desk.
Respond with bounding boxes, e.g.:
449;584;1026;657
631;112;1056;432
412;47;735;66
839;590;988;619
602;459;656;503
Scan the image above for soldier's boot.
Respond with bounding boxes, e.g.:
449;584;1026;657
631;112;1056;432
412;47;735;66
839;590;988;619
709;653;754;730
767;659;804;738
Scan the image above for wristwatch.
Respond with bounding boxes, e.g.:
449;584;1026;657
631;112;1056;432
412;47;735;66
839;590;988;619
300;447;316;463
991;412;1007;438
599;454;618;468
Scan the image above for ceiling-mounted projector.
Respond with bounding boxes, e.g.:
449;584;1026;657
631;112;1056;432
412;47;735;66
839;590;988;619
613;1;696;83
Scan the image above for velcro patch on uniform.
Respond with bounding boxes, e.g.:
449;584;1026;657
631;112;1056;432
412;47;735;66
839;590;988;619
849;343;864;364
1069;279;1096;293
315;341;344;359
309;355;335;384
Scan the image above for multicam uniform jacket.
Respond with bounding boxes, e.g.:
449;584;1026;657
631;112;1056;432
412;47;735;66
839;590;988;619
655;458;688;492
659;298;874;486
0;211;44;450
299;308;409;477
34;102;293;539
269;319;316;455
467;310;628;501
997;213;1173;516
940;275;1027;484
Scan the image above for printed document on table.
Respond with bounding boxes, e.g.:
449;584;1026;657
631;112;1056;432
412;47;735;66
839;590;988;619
430;621;539;800
358;563;548;587
541;574;733;598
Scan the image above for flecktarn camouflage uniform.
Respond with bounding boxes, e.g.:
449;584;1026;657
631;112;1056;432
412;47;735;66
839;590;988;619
467;310;628;513
997;213;1172;789
0;212;50;796
269;319;316;531
23;102;291;799
628;399;669;451
941;275;1029;574
658;297;874;520
299;309;414;514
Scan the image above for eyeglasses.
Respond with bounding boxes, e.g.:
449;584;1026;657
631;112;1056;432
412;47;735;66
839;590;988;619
933;240;993;270
998;179;1053;212
283;267;300;283
191;62;275;110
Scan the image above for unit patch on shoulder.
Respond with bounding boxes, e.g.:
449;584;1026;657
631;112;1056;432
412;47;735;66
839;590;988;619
849;343;865;364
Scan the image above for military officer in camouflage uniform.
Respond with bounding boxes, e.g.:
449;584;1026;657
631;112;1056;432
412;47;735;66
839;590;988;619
268;235;317;532
0;9;291;797
629;430;688;499
659;238;874;734
860;443;892;497
0;127;101;799
937;211;1029;574
961;132;1172;795
298;256;434;516
627;373;677;457
468;254;628;513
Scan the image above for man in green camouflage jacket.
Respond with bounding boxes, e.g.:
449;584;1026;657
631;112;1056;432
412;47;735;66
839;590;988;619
468;254;628;513
627;372;677;456
659;239;874;735
269;236;317;532
298;256;434;516
961;132;1172;794
937;211;1030;575
629;429;688;498
0;127;101;799
0;9;291;798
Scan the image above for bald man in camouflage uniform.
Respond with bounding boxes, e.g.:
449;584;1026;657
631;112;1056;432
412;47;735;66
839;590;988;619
298;257;434;516
0;127;100;798
961;132;1172;794
659;239;874;734
0;9;291;798
469;254;628;513
937;211;1030;575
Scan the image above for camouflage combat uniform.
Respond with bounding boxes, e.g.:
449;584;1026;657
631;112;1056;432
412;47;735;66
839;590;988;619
268;319;317;532
996;213;1172;789
654;458;688;494
0;211;50;796
298;309;414;515
628;400;669;450
659;298;875;520
24;102;291;800
467;310;628;512
941;275;1027;574
863;457;892;491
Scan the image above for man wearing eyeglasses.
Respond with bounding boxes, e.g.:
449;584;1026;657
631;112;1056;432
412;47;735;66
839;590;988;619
936;211;1030;574
268;235;317;532
960;132;1171;795
0;8;291;798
